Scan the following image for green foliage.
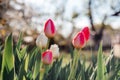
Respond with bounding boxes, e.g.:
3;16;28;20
1;34;14;80
97;42;106;80
32;48;41;80
0;45;3;72
43;58;62;80
0;33;120;80
68;49;79;80
58;63;70;80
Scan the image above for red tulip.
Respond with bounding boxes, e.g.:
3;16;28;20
81;26;90;41
44;19;56;38
42;50;53;64
72;32;86;49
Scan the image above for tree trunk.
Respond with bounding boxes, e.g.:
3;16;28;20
88;0;105;50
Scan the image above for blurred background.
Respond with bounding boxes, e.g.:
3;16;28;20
0;0;120;54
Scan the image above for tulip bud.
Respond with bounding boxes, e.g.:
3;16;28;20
50;44;59;59
42;50;53;64
44;19;56;38
81;26;90;41
72;32;86;49
36;32;48;48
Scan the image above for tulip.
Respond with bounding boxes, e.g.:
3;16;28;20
72;32;86;49
42;50;53;64
36;32;48;48
81;26;90;41
50;44;59;59
44;19;56;38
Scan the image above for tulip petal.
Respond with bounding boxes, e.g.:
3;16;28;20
82;26;90;41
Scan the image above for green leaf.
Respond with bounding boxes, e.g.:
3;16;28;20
0;44;3;72
16;47;27;62
28;47;38;70
25;54;29;72
0;53;2;79
25;47;39;79
18;58;26;80
16;32;23;50
1;33;14;80
58;62;70;80
0;52;2;72
14;33;23;76
97;42;105;80
32;52;41;80
43;58;62;80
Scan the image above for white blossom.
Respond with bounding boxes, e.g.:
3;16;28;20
50;44;60;58
36;32;48;48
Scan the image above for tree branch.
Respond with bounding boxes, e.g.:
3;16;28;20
88;0;96;31
112;10;120;16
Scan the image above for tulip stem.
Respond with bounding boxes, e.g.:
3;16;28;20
42;64;50;80
68;48;81;80
40;62;43;80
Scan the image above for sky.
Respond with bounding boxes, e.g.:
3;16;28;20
15;0;120;38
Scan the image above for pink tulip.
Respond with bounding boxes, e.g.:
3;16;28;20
72;32;86;49
44;19;56;38
42;50;53;64
81;26;90;41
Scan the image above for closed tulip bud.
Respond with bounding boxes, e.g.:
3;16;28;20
42;50;53;64
81;26;90;41
50;44;59;59
72;32;86;49
36;32;48;48
44;19;56;38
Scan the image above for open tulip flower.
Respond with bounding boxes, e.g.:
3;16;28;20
42;50;53;65
44;19;56;38
72;32;86;49
81;26;90;41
